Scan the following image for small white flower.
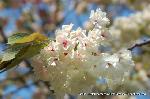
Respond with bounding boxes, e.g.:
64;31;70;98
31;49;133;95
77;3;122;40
118;49;132;60
56;24;73;37
90;8;110;27
102;53;119;68
51;61;56;66
62;24;74;32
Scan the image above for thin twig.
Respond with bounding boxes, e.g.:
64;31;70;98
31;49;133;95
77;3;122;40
0;25;7;43
128;39;150;51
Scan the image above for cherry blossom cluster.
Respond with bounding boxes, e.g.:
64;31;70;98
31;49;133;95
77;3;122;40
32;8;134;96
110;5;150;44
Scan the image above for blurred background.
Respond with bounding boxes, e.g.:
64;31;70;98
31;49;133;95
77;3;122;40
0;0;150;99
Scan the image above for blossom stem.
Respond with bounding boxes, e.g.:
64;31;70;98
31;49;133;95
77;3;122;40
128;39;150;51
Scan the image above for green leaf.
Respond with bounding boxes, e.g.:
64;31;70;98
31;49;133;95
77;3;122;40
2;51;17;62
8;33;30;44
8;33;48;45
1;44;26;62
0;32;49;72
0;45;30;72
0;41;49;72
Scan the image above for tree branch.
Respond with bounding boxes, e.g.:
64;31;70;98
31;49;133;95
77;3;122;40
128;39;150;51
0;24;7;43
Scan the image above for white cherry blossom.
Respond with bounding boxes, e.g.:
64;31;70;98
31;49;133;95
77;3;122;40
32;8;134;97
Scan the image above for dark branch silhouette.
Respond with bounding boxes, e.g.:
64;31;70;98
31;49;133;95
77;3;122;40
128;39;150;51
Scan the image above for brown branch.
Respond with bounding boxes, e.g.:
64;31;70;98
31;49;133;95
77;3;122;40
128;39;150;51
0;25;7;43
